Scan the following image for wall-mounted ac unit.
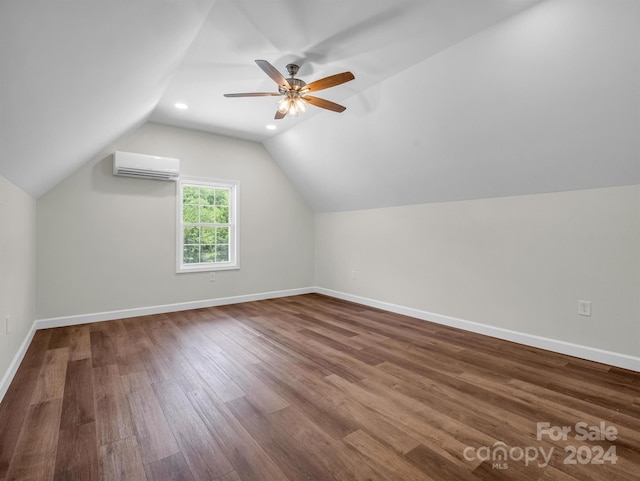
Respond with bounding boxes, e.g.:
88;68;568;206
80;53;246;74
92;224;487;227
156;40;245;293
113;151;180;181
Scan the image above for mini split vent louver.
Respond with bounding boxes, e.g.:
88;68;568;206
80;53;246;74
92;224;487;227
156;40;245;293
113;151;180;181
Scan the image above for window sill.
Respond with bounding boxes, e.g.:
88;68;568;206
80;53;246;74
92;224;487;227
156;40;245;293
176;264;239;274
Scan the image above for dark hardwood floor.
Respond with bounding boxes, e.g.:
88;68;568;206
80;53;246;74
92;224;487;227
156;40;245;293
1;293;639;480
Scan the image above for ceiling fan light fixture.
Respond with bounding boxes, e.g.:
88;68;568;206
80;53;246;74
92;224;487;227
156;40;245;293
277;91;307;116
294;97;307;113
277;97;291;114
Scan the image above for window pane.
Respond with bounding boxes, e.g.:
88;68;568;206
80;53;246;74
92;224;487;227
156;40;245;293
215;189;229;206
184;226;200;244
183;186;199;205
216;245;229;262
216;227;229;243
200;206;215;223
183;245;200;264
201;245;216;262
215;206;229;224
178;180;237;272
200;188;215;206
183;204;198;223
201;226;215;244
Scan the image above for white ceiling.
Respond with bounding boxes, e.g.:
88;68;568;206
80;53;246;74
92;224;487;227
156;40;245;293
266;0;640;211
150;0;544;141
1;0;638;210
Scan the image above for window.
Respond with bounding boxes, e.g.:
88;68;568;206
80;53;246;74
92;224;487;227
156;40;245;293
177;178;239;272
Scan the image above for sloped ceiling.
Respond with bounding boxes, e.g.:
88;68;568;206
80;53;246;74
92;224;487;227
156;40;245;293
265;0;640;211
1;0;638;210
0;0;217;197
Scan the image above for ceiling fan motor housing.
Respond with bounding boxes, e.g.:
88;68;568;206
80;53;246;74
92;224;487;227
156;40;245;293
279;76;307;95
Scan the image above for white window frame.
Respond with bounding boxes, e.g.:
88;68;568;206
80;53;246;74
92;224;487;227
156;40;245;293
176;177;239;273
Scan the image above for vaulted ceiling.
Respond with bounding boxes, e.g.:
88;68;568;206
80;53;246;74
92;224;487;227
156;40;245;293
1;0;638;211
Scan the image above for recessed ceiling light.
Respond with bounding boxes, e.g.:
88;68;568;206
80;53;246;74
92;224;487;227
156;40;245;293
266;125;277;130
174;102;188;110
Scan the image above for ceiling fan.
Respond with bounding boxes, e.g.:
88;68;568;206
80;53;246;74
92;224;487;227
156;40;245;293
224;60;355;119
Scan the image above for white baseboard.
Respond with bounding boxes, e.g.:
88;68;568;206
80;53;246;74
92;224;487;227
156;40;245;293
0;322;37;403
35;287;315;329
3;285;638;405
315;287;640;373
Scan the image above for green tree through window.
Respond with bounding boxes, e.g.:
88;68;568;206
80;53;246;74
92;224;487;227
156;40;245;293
177;179;238;272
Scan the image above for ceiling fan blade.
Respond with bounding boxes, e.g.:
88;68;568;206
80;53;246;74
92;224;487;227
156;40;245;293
255;59;291;90
223;92;281;97
302;72;354;93
304;96;347;113
275;110;286;120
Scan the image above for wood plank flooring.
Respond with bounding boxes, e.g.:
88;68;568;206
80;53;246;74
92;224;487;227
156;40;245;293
1;293;639;480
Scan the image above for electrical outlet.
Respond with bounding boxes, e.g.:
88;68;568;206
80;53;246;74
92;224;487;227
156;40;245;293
351;270;357;280
578;300;591;317
209;272;216;282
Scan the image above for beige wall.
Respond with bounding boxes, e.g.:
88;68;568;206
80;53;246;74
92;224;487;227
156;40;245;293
0;175;36;388
316;185;640;357
36;123;315;319
5;119;638;389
